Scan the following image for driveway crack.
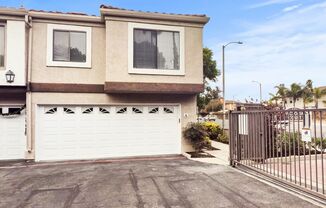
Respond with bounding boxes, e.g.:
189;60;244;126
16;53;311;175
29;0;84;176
129;169;145;208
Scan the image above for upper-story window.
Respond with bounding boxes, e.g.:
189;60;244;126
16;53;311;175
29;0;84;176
47;24;92;68
53;30;86;62
0;25;5;69
128;23;184;75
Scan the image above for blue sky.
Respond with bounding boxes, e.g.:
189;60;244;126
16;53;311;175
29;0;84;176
1;0;326;102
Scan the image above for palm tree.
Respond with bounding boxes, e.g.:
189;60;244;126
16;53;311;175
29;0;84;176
312;88;326;109
302;80;313;109
269;93;280;105
275;84;288;109
286;83;303;108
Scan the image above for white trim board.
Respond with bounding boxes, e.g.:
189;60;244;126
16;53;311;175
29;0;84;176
46;24;92;68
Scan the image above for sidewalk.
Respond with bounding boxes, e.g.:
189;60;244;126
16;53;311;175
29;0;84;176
189;140;230;165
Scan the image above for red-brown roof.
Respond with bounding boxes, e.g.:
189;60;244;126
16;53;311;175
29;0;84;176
29;9;97;17
100;4;207;17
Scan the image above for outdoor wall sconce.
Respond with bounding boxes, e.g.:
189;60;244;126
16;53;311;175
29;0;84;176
5;70;15;83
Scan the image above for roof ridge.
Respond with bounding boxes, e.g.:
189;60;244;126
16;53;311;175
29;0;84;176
29;9;98;17
100;4;207;17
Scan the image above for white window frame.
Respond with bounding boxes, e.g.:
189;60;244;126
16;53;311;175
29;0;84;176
0;23;6;70
47;24;92;68
128;23;185;76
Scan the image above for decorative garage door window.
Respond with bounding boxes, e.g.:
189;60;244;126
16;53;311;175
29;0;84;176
45;107;57;114
163;107;174;114
63;107;75;114
116;107;127;114
149;107;159;114
99;107;110;114
82;107;93;114
41;106;177;115
132;107;143;114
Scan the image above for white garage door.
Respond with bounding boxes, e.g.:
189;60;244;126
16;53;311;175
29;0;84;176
0;108;26;160
36;105;181;161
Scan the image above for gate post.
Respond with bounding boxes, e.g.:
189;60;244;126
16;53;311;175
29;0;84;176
229;111;233;166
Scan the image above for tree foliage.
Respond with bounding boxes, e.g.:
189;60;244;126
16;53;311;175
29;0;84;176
275;84;288;108
197;48;220;112
301;80;313;109
286;83;303;108
203;47;219;81
272;80;326;109
313;87;326;109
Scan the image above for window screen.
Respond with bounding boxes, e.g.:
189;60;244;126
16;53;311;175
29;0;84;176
133;29;180;70
0;26;5;67
53;30;86;62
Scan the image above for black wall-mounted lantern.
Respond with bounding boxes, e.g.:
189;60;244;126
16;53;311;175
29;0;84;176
5;70;15;83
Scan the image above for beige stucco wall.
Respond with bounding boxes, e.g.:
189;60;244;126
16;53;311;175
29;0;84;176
31;22;106;84
27;92;196;159
106;20;204;84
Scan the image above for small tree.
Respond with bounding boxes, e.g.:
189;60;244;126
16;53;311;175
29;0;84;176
275;84;288;109
205;99;223;113
302;80;313;109
312;87;326;109
269;93;280;106
286;83;303;108
197;48;220;112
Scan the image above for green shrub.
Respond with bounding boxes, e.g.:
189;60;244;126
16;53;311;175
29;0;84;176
217;133;229;144
183;123;212;152
276;132;306;156
202;121;223;141
312;138;326;152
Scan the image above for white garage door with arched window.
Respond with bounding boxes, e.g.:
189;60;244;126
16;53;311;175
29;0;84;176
35;105;181;161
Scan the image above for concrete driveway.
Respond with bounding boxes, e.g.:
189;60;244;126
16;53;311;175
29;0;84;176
0;157;320;208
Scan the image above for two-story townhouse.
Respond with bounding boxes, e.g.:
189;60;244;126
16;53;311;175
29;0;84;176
1;5;209;161
0;8;29;160
0;5;209;161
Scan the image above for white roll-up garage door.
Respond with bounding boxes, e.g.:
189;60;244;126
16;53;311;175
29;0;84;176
0;108;26;160
36;105;181;161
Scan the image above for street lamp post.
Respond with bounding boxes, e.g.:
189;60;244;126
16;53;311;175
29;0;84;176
222;41;243;130
252;80;262;103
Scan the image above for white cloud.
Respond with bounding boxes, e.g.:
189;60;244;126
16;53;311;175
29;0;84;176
282;4;302;12
248;0;298;9
215;1;326;101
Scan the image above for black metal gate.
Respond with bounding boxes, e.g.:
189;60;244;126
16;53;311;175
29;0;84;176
229;109;326;200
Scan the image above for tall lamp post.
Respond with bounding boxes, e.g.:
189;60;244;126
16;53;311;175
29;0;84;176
252;80;262;103
222;41;243;130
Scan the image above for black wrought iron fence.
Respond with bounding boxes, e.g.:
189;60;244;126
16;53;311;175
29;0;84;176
229;109;326;198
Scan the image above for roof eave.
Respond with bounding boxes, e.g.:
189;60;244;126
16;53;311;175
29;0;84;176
0;7;27;17
100;8;210;25
29;11;102;23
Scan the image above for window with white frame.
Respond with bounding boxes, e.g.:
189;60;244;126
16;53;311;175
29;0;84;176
47;24;91;68
0;25;5;68
128;23;184;75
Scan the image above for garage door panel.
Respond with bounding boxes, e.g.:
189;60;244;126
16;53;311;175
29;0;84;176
0;110;26;160
36;105;180;161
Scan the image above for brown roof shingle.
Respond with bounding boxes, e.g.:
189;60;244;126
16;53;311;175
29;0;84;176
100;4;207;17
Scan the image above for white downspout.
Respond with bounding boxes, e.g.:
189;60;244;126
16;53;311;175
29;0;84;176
25;14;33;157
